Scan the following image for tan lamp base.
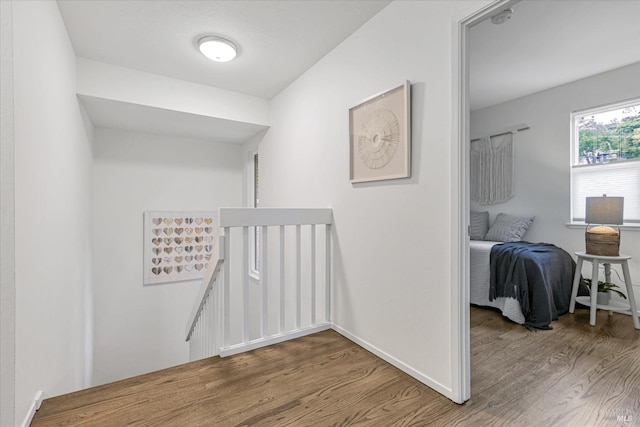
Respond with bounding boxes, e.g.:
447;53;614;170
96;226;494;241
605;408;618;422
585;225;620;257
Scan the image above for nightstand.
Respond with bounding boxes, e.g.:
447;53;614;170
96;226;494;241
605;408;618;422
569;252;639;329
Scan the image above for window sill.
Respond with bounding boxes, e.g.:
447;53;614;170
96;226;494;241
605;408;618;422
566;222;640;231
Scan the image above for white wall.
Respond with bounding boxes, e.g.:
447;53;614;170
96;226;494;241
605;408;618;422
258;0;490;399
92;128;244;385
470;62;640;305
77;58;270;127
13;0;93;423
1;1;16;425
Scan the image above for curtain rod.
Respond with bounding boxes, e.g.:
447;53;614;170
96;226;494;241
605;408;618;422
470;124;530;142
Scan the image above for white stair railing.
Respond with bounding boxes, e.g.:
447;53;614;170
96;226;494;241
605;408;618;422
219;208;333;357
186;208;333;360
185;236;224;361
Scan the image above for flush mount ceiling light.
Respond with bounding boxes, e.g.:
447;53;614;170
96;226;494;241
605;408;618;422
197;35;238;62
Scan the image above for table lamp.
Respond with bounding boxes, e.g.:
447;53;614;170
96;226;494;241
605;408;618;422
585;195;624;256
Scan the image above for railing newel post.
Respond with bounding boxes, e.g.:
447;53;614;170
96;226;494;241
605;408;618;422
279;225;285;332
296;224;301;329
223;227;231;351
326;223;331;323
311;224;317;326
242;226;250;344
261;225;269;337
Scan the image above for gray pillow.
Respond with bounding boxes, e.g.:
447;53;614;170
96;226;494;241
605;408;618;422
470;211;489;240
485;213;534;242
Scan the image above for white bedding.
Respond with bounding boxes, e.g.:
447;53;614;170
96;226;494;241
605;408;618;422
470;240;525;324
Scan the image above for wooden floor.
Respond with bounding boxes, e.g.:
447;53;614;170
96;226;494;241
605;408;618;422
33;307;640;426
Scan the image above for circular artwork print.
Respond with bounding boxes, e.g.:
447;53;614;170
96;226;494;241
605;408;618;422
357;108;400;169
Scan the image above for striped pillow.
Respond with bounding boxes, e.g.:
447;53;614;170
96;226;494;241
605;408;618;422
485;213;534;242
470;211;490;240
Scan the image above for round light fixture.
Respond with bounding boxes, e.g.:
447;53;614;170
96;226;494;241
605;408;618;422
197;35;238;62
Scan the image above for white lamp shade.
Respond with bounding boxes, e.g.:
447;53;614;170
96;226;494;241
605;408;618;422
585;196;624;225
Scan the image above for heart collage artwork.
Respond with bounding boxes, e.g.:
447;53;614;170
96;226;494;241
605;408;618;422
143;212;217;285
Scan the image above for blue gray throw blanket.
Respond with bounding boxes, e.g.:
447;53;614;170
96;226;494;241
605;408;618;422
489;242;576;330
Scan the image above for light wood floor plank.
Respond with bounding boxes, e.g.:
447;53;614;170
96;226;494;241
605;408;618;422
32;307;640;426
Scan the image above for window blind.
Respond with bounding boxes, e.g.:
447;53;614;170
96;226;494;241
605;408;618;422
572;160;640;223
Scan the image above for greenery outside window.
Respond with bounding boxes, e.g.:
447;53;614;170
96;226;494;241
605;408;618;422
571;99;640;224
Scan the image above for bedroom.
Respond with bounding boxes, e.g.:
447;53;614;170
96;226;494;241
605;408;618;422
463;5;640;421
467;1;640;329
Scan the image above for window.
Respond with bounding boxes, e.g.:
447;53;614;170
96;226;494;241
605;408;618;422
571;99;640;223
250;153;260;274
253;153;259;208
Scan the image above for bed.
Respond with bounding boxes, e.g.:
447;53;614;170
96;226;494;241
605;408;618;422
469;212;577;329
470;240;577;329
470;240;525;324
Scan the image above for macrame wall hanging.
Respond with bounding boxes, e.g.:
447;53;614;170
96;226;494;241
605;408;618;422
470;132;515;205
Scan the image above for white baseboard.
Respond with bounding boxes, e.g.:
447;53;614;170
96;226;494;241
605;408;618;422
330;325;455;400
220;323;331;357
20;390;44;427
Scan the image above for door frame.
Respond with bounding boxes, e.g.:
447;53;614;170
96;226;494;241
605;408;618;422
450;0;520;403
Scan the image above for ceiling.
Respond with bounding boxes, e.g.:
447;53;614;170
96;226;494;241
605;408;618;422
56;0;640;140
470;0;640;111
57;0;392;100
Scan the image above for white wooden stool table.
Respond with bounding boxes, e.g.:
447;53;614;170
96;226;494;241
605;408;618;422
569;252;639;329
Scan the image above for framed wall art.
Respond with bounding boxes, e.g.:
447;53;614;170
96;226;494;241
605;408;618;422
349;81;411;183
143;211;217;285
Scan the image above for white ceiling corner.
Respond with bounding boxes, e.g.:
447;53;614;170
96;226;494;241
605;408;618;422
469;1;640;111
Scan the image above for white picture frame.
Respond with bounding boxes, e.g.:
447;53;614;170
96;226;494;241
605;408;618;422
349;81;411;183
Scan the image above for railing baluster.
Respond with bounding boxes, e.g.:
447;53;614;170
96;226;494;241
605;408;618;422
196;313;201;360
296;224;301;329
205;299;209;358
198;305;202;358
261;225;269;337
213;283;217;356
211;295;214;354
201;310;204;359
215;272;220;355
209;289;214;355
212;289;216;355
243;226;250;343
209;288;216;356
205;295;210;356
202;300;207;359
311;224;316;325
200;311;203;359
223;227;231;350
279;225;285;332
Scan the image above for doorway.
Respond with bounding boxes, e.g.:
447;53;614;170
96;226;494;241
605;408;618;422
451;0;519;403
